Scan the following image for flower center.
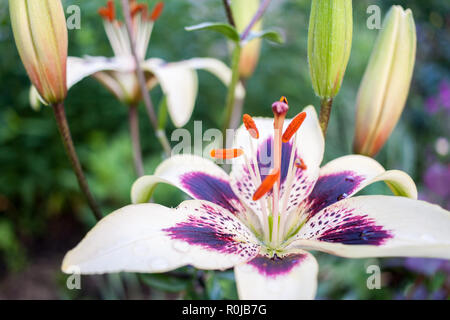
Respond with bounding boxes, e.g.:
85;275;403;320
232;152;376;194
211;97;307;247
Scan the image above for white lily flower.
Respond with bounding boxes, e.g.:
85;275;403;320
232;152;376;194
62;98;450;300
30;1;244;128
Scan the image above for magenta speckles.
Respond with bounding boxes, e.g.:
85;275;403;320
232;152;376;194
248;253;306;277
318;215;392;245
305;206;393;245
164;203;259;257
305;171;365;218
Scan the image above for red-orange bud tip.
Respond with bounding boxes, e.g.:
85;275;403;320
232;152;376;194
282;112;307;143
210;148;244;159
243;114;259;139
252;168;281;201
150;2;164;21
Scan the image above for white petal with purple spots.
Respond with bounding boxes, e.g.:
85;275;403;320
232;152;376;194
289;196;450;259
300;155;418;220
62;200;260;274
131;155;245;214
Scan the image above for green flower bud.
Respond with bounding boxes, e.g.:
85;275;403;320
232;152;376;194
308;0;353;98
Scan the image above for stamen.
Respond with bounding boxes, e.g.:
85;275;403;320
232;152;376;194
131;3;148;19
98;0;115;22
150;2;164;21
210;148;244;159
253;168;280;201
243;114;259;139
282;112;306;143
295;158;307;170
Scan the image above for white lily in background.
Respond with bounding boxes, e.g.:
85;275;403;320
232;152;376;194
62;98;450;300
31;0;244;128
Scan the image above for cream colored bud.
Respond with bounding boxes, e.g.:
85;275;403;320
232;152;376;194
353;6;416;156
9;0;68;104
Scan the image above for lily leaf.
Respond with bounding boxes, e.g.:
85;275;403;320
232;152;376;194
243;29;284;45
185;22;240;43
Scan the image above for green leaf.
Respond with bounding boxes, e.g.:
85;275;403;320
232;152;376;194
140;273;190;293
244;29;285;45
185;22;240;42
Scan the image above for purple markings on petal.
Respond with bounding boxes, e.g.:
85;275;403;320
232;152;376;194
317;212;392;245
164;203;259;256
165;222;235;253
248;254;306;278
257;137;293;183
181;172;240;214
305;171;364;218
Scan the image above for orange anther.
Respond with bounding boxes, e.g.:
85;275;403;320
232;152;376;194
282;112;306;143
253;168;281;201
279;96;288;104
243;114;259;139
131;3;148;18
295;158;307;170
150;2;164;21
210;149;244;159
98;0;115;22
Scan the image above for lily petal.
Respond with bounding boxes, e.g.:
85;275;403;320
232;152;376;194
291;196;450;259
131;154;244;215
230;106;324;215
234;250;318;300
183;58;246;100
62;200;260;274
142;58;198;128
66;56;135;89
302;155;417;219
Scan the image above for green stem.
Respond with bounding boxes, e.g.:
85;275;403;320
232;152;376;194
121;0;171;158
222;44;242;147
52;103;102;221
319;97;333;137
128;104;144;177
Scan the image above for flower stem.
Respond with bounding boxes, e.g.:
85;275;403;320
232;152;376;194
319;97;333;137
222;44;241;147
52;103;102;221
222;0;236;27
120;0;171;157
241;0;272;41
128;104;144;177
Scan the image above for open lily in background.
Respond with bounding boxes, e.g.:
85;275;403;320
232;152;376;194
62;98;450;300
31;0;245;129
353;6;416;157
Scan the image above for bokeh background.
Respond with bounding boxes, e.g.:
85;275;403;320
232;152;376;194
0;0;449;299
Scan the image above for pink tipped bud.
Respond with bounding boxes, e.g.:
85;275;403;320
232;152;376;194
10;0;68;104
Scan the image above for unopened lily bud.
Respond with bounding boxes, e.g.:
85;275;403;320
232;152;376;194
9;0;68;104
231;0;262;79
353;6;416;157
308;0;352;98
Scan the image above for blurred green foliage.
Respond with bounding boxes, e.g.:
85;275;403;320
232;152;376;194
0;0;448;299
